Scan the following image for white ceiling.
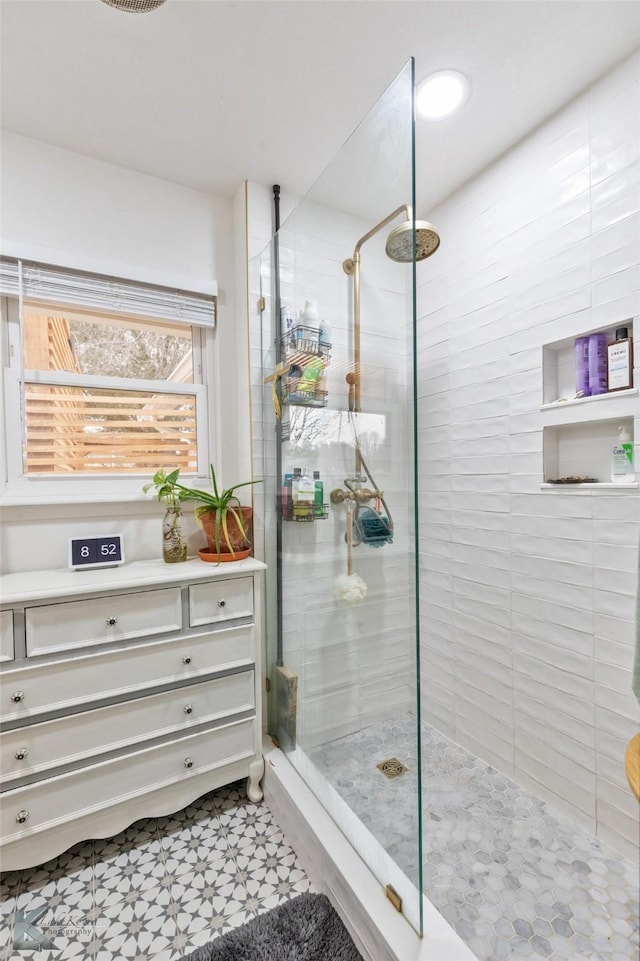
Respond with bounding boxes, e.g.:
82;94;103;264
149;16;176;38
1;0;639;217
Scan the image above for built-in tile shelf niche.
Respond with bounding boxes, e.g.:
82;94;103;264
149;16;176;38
542;319;636;406
541;320;638;489
542;417;636;488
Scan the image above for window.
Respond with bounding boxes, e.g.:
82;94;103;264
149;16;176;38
1;257;216;498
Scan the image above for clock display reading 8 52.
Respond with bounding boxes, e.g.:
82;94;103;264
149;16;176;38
69;535;125;570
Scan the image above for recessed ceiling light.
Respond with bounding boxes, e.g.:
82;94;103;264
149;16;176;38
417;70;471;120
100;0;167;11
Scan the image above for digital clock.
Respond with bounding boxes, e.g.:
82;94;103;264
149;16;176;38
69;535;125;570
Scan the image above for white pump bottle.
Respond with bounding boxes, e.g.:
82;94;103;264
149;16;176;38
611;426;635;483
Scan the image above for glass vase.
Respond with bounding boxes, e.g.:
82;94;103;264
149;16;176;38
162;505;187;563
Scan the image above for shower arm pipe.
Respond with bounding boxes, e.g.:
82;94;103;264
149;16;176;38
347;204;412;268
343;204;413;463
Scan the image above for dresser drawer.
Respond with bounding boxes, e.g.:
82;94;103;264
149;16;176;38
1;625;253;723
189;577;254;627
25;587;182;657
1;670;255;785
0;611;13;662
1;718;255;843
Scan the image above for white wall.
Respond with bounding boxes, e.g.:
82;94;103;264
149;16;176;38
417;52;640;862
1;132;225;289
0;133;250;574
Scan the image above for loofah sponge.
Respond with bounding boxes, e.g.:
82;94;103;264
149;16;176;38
335;572;368;604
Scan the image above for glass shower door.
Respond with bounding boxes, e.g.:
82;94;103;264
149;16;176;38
259;59;425;933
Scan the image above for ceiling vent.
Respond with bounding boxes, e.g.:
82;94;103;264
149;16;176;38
100;0;167;11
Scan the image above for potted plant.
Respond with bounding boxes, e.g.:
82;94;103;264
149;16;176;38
144;466;260;562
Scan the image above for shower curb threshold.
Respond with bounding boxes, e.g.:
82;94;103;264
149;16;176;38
262;737;477;961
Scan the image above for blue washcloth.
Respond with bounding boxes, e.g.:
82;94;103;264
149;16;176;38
633;533;640;705
356;507;393;548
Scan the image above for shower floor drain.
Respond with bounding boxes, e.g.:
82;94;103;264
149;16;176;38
376;758;409;779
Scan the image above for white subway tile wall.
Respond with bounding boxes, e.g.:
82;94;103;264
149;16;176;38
418;51;640;862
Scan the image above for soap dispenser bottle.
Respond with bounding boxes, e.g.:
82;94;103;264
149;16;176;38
611;426;635;483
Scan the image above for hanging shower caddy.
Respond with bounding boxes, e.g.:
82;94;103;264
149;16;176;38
281;467;329;522
280;324;331;408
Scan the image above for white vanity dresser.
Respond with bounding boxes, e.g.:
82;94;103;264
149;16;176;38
0;557;265;871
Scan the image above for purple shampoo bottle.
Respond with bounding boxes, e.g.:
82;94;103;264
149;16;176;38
574;337;590;396
588;332;608;395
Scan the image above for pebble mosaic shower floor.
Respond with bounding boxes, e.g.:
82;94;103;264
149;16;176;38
0;783;315;961
308;715;640;961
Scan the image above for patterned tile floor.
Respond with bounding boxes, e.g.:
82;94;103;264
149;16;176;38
0;782;316;961
308;714;640;961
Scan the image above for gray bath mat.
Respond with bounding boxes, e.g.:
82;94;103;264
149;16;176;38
182;893;363;961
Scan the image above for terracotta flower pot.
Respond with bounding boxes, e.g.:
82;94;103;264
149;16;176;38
200;506;253;556
197;546;252;563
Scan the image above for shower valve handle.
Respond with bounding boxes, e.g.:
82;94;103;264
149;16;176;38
330;487;380;505
355;487;380;503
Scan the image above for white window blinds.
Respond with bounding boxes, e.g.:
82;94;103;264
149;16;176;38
0;257;216;328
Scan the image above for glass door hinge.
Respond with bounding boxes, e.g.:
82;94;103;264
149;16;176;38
257;296;266;312
265;677;271;693
385;884;402;913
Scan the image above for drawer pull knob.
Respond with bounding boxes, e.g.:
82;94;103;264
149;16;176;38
184;705;193;715
106;616;118;626
184;757;194;768
10;691;25;703
182;655;192;664
16;810;29;824
217;599;226;608
15;748;29;760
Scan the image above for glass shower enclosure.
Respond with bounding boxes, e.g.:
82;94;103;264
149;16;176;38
255;59;427;933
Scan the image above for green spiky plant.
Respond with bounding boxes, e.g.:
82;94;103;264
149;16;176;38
144;466;261;557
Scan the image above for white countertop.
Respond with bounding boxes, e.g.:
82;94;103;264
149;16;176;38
0;557;266;604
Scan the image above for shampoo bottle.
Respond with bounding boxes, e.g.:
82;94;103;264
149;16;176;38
281;304;294;348
289;468;302;519
607;327;634;392
611;426;635;484
282;471;295;520
319;319;332;349
588;332;608;395
313;470;324;517
300;300;321;350
293;468;315;520
574;336;591;396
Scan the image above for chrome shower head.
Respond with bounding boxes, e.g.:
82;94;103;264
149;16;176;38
385;220;440;262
